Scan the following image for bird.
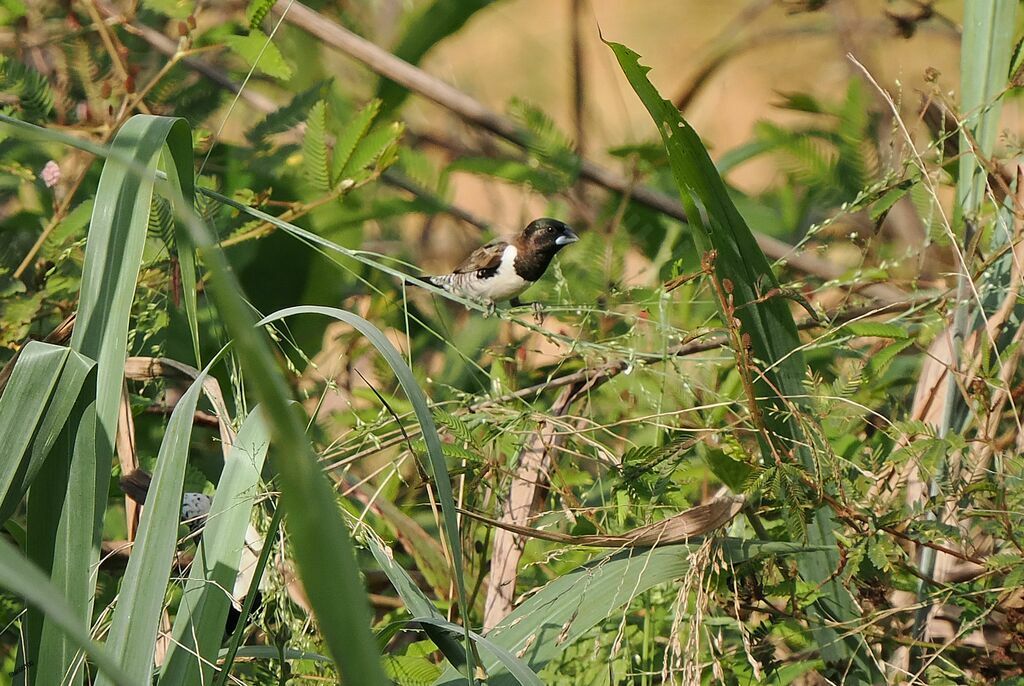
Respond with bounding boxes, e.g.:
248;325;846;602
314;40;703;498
422;217;579;315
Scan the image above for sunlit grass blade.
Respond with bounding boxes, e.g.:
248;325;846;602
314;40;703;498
258;306;474;674
159;142;390;685
605;39;881;681
160;405;271;685
0;537;135;686
24;114;197;686
97;367;209;685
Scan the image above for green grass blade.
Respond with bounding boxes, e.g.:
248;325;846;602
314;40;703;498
23;114;196;686
605;40;880;681
215;498;285;686
160;146;201;367
956;1;1016;217
0;538;135;686
160;405;272;686
164;167;390;685
435;541;817;685
366;533;467;669
25;392;98;686
257;306;473;675
0;347;94;523
434;546;689;685
0;341;69;514
97;367;209;686
412;617;540;686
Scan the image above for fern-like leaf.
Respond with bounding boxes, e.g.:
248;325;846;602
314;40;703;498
342;122;404;183
334;99;382;180
247;80;330;147
509;97;580;183
0;55;54;122
302;99;331;192
433;408;474;445
148;194;175;251
246;0;276;28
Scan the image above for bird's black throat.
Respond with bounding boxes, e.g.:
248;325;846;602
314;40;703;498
513;247;558;282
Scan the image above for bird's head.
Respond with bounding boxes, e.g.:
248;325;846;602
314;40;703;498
520;218;579;255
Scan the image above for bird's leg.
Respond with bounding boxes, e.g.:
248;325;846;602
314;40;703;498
509;297;544;323
531;301;545;325
482;300;496;318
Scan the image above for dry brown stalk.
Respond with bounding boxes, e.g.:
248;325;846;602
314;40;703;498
483;383;584;630
115;382;141;540
463;495;745;548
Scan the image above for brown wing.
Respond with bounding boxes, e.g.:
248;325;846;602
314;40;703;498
452;239;508;274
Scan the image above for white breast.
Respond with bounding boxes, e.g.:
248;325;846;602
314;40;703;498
464;244;530;301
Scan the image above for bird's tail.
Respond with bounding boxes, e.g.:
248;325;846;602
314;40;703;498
407;274;451;290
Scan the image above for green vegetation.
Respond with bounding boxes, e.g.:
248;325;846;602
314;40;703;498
1;1;1023;684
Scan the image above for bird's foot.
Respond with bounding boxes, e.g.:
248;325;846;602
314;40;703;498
531;301;545;325
482;300;496;318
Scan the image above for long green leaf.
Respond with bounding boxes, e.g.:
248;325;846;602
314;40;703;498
27;115;196;686
160;405;272;686
0;342;69;512
0;538;134;686
98;367;209;686
366;533;467;669
605;40;881;682
414;617;541;686
436;540;816;685
257;305;474;676
0;346;94;523
0;112;389;686
162;146;390;685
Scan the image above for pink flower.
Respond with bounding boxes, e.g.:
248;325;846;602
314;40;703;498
41;160;60;188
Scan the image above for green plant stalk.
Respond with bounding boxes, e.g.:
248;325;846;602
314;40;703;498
605;39;881;682
215;489;286;686
0;538;135;686
159;120;392;684
914;0;1017;644
161;405;272;685
98;366;210;686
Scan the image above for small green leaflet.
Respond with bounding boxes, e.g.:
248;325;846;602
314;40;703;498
224;30;293;80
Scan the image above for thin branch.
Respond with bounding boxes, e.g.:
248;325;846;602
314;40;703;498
272;1;907;301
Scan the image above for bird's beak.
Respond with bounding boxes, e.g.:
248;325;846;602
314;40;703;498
555;228;579;246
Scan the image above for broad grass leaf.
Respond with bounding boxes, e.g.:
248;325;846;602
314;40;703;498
160;406;272;685
98;368;211;686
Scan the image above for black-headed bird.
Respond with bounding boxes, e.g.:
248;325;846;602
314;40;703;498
423;218;578;314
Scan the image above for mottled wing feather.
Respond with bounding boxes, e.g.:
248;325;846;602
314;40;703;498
452;239;508;274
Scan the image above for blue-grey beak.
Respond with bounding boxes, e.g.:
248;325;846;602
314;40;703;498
555;228;579;246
